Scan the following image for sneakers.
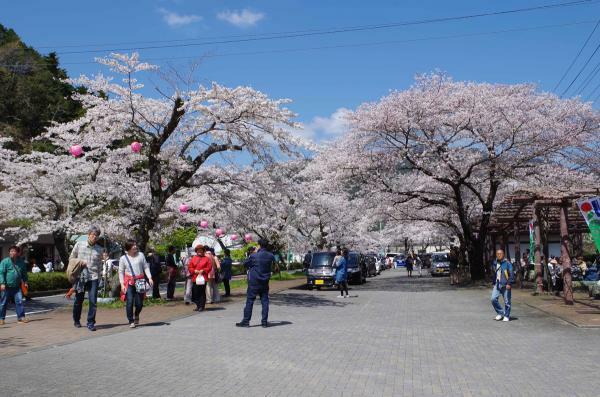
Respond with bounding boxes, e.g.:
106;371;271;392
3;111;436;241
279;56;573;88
235;322;250;328
494;315;503;321
87;324;97;332
134;316;139;325
337;295;345;298
261;322;269;328
18;318;29;324
129;323;136;328
74;322;82;328
502;316;510;322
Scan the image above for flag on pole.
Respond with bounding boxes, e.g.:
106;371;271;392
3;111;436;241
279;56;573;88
576;197;600;252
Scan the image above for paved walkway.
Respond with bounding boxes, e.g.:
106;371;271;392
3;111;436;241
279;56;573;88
1;270;599;396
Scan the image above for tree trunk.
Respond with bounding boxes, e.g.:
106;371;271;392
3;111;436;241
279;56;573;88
52;229;71;269
560;205;573;305
466;239;485;281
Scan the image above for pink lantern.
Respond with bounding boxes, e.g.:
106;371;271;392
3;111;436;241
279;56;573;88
230;234;238;241
199;220;209;229
215;228;224;237
179;203;189;213
244;233;253;242
69;145;83;157
130;141;142;153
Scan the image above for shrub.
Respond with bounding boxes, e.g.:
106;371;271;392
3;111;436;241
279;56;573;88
27;272;71;292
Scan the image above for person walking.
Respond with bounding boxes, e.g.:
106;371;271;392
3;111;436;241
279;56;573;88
406;253;414;277
236;239;275;328
204;247;221;304
303;250;312;272
491;249;515;322
220;249;233;297
70;226;106;331
165;246;177;300
118;240;153;328
147;249;162;299
335;248;349;298
0;246;29;325
188;246;213;312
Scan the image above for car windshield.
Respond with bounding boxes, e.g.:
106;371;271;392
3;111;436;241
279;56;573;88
347;253;359;268
432;253;449;262
310;252;335;268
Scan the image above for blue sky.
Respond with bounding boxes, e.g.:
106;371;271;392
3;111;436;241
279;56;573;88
3;0;600;140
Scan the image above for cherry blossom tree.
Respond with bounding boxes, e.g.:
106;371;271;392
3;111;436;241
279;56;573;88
343;73;599;280
36;53;302;252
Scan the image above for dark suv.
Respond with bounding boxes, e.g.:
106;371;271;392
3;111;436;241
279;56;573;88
347;252;367;284
306;251;336;289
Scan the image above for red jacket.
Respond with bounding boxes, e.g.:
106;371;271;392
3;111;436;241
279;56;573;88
188;255;212;283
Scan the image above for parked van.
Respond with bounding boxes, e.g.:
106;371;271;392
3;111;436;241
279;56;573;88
306;251;336;290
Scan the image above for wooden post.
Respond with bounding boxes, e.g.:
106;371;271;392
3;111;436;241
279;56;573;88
533;208;543;295
560;204;573;305
513;222;522;288
502;231;511;262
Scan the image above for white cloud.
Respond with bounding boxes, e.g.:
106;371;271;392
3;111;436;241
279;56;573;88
158;8;202;27
293;108;352;142
217;9;265;28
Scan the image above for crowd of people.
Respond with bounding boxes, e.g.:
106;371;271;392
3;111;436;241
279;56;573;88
0;225;277;329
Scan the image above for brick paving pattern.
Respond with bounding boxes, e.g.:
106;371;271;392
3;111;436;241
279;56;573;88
0;270;598;396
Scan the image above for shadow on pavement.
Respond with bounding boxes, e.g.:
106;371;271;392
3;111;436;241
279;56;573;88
248;320;292;328
142;321;170;327
356;273;456;292
95;323;124;330
270;293;350;308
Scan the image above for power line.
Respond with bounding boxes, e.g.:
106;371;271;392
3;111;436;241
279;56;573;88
574;58;600;94
24;0;600;55
0;20;593;69
553;19;600;91
560;40;600;96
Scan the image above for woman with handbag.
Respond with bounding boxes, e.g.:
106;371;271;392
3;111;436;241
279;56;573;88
205;247;222;304
189;245;213;312
118;240;153;328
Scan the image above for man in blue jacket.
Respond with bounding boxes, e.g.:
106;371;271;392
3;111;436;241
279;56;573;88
237;239;275;328
491;249;515;322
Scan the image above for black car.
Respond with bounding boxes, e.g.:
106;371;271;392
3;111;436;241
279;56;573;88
347;252;367;284
306;251;336;289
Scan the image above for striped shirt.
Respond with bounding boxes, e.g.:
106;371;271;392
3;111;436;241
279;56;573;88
69;241;104;281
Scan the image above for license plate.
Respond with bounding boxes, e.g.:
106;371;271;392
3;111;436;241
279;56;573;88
315;280;324;285
437;269;444;272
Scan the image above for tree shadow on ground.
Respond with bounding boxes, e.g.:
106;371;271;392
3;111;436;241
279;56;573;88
270;293;350;308
356;274;456;293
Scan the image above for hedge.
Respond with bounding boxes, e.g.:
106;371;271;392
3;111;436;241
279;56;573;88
27;272;71;292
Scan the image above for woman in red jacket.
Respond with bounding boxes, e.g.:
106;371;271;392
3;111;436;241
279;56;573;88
188;245;213;312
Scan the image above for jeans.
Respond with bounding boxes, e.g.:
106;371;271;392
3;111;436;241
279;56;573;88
151;274;161;299
125;285;143;323
192;283;207;310
0;287;25;320
242;281;269;324
73;280;98;326
166;267;177;299
491;284;511;318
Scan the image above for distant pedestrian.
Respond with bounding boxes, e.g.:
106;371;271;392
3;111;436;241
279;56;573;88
31;262;41;273
0;246;29;325
188;245;212;312
449;246;459;285
332;248;342;269
205;247;221;304
406;253;414;277
180;252;193;305
303;250;312;271
491;249;514;322
335;248;349;298
220;249;233;297
119;240;153;328
236;239;275;328
165;246;177;300
147;249;162;299
70;226;107;331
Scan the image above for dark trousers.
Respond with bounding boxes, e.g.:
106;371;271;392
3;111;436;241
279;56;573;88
73;280;98;326
223;279;231;296
192;283;207;310
166;267;177;299
125;285;144;323
242;281;269;324
338;281;348;296
151;274;161;299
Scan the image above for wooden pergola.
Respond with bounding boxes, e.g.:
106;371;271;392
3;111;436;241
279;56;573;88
487;190;598;305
